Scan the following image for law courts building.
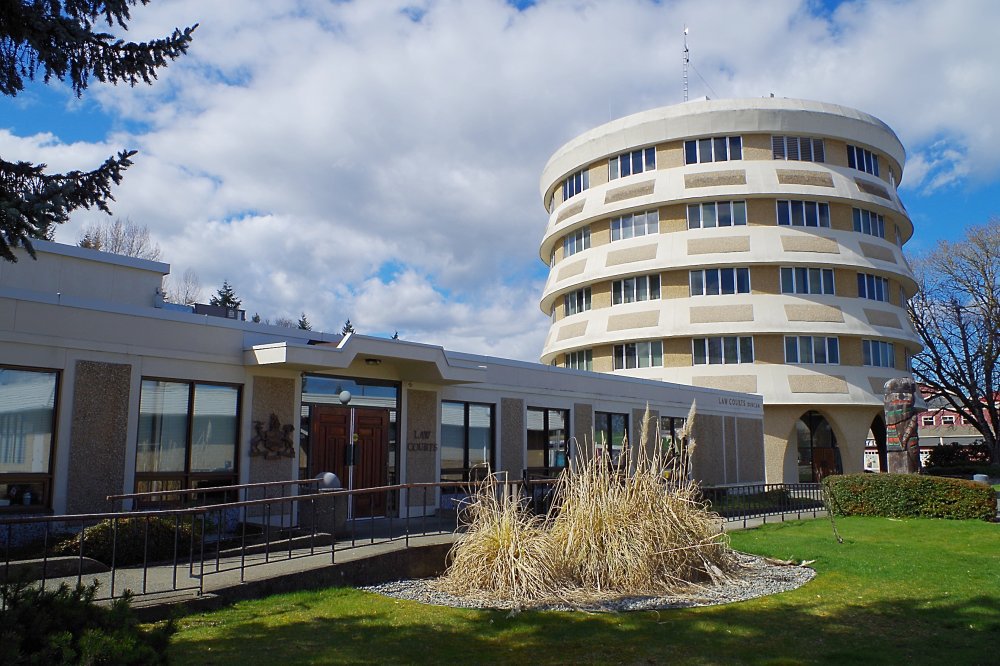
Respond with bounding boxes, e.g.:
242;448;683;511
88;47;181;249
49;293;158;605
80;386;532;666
538;97;920;483
0;241;763;516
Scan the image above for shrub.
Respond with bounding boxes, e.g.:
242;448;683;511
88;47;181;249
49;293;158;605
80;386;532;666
440;405;734;604
0;580;174;665
824;473;996;521
924;463;1000;477
925;442;992;467
53;516;197;567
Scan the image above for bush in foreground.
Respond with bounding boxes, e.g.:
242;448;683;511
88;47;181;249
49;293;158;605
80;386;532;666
53;516;196;567
0;581;174;665
824;473;996;521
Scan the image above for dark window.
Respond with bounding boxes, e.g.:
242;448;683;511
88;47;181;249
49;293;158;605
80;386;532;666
441;401;494;483
564;287;592;315
527;407;568;478
690;268;750;296
772;136;825;163
595;411;628;466
565;350;593;371
613;341;663;369
780;267;835;295
684;136;742;164
847;145;880;177
0;366;58;510
692;337;754;364
135;379;240;497
561;168;590;201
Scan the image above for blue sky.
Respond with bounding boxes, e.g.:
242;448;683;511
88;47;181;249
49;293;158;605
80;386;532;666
1;0;997;359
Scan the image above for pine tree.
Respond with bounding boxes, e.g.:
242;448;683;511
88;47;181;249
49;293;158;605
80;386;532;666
342;319;355;335
297;312;311;330
251;313;261;323
0;1;196;262
209;280;241;309
392;330;399;340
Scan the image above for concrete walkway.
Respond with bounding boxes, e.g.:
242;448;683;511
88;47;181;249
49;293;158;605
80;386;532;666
27;509;829;620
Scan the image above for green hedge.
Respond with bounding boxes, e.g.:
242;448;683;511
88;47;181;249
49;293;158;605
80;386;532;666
824;473;996;521
53;516;197;567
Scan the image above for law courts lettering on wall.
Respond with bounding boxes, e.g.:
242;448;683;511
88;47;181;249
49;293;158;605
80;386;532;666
0;241;764;517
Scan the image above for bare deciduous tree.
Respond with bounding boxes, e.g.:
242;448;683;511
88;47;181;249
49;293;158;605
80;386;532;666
79;218;161;261
908;218;1000;463
163;268;203;306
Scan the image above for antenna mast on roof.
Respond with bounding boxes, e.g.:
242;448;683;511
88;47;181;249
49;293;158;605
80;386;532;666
683;26;690;102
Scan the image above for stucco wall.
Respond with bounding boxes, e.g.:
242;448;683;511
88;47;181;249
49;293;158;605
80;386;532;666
66;360;131;514
405;389;437;486
500;398;525;478
249;376;297;484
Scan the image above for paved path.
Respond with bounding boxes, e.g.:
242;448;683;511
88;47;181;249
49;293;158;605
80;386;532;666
27;509;830;619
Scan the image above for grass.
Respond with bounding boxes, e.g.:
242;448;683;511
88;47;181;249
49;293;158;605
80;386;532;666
166;516;1000;665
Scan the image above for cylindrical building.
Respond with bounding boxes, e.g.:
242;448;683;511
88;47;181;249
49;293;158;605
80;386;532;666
538;97;918;483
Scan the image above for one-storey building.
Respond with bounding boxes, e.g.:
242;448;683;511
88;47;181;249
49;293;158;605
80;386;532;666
1;241;764;517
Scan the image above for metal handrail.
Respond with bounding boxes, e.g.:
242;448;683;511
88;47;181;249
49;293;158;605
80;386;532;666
2;479;824;606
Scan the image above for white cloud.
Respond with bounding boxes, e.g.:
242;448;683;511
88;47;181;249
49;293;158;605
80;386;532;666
4;0;999;360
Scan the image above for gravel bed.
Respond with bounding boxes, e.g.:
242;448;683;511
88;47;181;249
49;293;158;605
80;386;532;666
361;552;815;612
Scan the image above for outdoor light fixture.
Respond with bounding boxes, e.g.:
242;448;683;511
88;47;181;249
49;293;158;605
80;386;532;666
364;357;382;366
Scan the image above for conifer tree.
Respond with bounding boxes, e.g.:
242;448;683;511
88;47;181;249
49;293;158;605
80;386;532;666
342;319;355;335
297;312;311;330
0;1;196;262
209;280;241;309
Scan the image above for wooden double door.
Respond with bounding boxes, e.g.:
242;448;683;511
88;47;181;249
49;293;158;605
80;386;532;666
312;405;389;517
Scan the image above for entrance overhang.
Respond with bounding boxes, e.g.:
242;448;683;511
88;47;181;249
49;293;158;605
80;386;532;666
244;333;488;385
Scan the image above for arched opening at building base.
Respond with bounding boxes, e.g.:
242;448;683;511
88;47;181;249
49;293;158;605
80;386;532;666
796;411;842;482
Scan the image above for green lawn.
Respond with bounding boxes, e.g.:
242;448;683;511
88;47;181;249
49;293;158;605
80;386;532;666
167;517;999;665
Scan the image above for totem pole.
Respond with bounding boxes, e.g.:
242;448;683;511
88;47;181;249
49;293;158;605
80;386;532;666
883;377;922;474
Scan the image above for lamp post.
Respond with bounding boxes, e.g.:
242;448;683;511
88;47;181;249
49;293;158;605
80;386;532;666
339;390;357;519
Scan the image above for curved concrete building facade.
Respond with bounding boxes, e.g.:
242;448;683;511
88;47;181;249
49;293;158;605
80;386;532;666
538;97;919;483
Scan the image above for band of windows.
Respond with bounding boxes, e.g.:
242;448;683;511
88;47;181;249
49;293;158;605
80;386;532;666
776;200;830;227
612;274;660;305
609;147;656;180
853;208;885;238
780;267;835;295
565;349;593;371
561;168;589;202
857;273;889;302
564;287;591;315
690;267;750;296
687;201;747;228
614;340;663;369
611;210;659;241
563;227;590;257
684;136;742;164
847;145;880;177
692;336;754;365
785;336;840;364
772;135;825;162
862;339;895;368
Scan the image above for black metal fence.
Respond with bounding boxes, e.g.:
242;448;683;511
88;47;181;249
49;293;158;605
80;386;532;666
1;479;824;607
700;482;826;528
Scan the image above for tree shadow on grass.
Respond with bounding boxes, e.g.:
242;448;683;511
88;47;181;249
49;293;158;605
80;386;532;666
169;589;1000;665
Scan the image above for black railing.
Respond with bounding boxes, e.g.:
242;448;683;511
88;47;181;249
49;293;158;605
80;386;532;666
0;482;480;606
1;479;824;607
701;482;826;527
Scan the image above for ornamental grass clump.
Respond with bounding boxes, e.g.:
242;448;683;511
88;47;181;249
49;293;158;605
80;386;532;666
548;433;732;596
438;478;561;602
440;404;736;605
